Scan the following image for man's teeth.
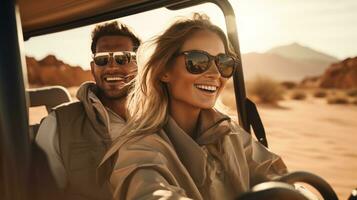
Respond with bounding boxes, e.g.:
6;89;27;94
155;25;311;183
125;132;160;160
195;84;218;92
105;76;124;81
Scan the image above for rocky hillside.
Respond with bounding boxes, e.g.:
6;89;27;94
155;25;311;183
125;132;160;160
299;57;357;89
319;57;357;89
26;55;93;87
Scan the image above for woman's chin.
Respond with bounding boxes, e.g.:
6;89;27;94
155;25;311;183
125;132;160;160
196;102;215;110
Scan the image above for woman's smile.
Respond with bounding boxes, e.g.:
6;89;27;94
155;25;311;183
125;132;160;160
194;83;219;94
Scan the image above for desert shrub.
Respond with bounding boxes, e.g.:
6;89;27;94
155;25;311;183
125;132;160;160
352;98;357;105
346;88;357;97
350;97;357;105
291;91;307;100
327;96;349;104
330;90;337;95
247;76;285;104
314;90;327;98
280;81;297;89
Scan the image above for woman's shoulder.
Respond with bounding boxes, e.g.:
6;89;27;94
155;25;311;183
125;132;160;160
123;132;170;151
212;108;250;137
227;119;251;138
224;119;254;147
117;131;178;165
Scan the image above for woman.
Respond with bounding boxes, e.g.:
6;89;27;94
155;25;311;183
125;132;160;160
99;13;287;200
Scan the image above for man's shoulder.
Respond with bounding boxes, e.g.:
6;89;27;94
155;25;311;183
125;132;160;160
53;100;83;112
52;101;86;123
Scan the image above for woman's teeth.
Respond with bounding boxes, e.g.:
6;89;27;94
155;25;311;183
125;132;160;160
195;84;218;92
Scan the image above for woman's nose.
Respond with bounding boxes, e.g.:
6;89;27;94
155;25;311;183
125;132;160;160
204;61;221;78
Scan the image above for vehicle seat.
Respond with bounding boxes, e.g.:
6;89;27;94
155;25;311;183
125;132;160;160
27;86;71;200
27;86;72;141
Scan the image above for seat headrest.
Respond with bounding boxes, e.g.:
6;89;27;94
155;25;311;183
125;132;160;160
27;86;72;112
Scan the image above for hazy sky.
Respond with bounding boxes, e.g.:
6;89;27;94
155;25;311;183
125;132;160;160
24;0;357;69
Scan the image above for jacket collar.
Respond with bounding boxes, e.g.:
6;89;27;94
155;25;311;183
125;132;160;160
163;109;231;186
76;81;125;140
196;109;231;145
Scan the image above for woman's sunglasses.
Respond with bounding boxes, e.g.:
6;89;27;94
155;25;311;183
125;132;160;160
92;51;136;67
177;50;238;78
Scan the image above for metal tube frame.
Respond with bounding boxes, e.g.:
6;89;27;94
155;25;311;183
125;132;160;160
0;0;30;199
24;0;250;131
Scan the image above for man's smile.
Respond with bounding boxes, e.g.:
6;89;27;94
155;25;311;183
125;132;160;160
103;74;125;83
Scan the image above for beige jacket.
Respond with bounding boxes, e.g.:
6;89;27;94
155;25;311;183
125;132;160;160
36;82;125;199
99;109;287;200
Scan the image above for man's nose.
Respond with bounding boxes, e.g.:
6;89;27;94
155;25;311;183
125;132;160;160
107;56;117;68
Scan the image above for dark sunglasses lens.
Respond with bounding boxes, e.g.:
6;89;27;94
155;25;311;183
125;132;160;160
185;52;209;74
131;54;136;62
217;55;235;77
114;54;129;65
94;55;109;66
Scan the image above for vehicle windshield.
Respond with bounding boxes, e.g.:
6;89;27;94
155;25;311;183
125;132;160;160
25;1;357;199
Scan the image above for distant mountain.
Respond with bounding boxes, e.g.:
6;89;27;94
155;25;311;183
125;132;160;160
242;53;321;81
267;43;338;66
241;43;340;81
26;55;93;87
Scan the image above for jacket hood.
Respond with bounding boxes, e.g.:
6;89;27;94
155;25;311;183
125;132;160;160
76;81;111;139
163;109;232;186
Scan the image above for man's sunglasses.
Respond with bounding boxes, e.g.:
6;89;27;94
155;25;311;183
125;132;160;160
177;50;238;78
92;51;136;66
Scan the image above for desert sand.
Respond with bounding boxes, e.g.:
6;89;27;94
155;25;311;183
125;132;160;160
257;98;357;199
29;91;356;199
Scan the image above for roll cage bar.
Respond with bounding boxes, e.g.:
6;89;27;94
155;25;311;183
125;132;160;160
0;0;250;199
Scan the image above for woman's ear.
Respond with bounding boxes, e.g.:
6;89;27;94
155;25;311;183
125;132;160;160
160;72;170;83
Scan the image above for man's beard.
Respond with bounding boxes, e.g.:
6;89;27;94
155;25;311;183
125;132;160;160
95;71;136;100
103;85;129;100
100;84;130;100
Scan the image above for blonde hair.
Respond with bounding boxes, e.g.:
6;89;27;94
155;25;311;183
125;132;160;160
119;13;236;140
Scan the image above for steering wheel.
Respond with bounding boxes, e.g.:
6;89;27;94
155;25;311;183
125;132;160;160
237;171;339;200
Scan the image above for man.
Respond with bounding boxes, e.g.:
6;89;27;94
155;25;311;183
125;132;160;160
35;21;141;199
